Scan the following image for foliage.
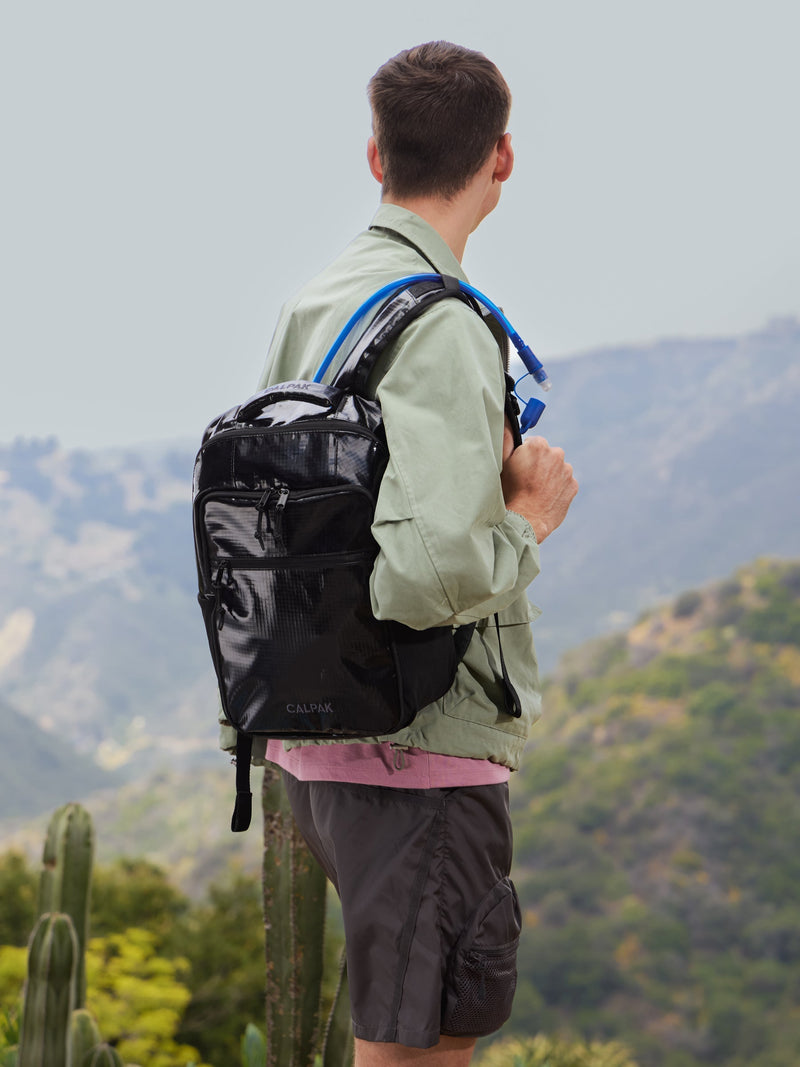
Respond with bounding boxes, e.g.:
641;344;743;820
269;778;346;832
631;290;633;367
0;844;270;1065
0;855;36;949
172;870;266;1067
474;1034;639;1067
0;950;25;1017
0;1004;20;1056
85;927;207;1067
91;858;189;950
511;560;800;1067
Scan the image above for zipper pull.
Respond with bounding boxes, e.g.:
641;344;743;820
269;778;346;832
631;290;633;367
254;488;273;549
272;486;290;551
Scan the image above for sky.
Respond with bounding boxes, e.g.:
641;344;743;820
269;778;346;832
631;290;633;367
1;0;798;450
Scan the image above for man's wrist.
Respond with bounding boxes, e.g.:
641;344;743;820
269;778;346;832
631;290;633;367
506;507;539;543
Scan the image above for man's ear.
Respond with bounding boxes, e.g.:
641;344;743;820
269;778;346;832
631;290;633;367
367;136;384;184
493;132;514;184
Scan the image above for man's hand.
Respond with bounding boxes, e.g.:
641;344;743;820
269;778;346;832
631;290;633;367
501;422;578;543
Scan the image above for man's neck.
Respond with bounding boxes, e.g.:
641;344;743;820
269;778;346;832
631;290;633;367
380;184;492;264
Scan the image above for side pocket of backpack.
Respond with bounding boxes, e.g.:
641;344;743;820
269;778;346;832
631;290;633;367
442;876;521;1038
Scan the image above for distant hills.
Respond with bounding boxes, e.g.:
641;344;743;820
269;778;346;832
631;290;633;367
508;557;800;1067
523;315;800;664
0;697;115;819
0;316;797;823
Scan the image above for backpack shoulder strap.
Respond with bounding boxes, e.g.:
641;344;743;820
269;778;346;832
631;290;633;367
330;275;476;395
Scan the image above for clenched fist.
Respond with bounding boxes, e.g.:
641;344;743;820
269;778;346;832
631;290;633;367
501;423;578;543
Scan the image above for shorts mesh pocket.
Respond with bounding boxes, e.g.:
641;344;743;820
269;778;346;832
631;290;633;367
442;877;521;1037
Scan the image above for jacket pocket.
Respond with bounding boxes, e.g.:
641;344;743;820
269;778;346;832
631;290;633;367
442;877;521;1037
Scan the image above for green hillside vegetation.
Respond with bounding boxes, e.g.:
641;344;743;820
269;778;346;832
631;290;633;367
0;851;266;1066
507;558;800;1067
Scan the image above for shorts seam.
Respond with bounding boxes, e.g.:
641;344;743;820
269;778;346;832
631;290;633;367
387;805;445;1037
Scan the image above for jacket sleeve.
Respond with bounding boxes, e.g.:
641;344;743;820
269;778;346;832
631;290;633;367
368;299;541;629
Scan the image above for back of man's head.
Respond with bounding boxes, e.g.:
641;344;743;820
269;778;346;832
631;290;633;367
368;41;511;201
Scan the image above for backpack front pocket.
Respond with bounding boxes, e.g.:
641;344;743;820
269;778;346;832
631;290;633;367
198;486;408;738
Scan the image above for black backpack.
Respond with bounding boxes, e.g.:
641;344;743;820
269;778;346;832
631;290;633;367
193;276;522;831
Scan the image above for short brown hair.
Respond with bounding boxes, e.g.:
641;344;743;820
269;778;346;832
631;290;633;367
368;41;511;200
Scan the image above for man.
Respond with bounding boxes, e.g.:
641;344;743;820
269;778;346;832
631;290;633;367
255;42;577;1066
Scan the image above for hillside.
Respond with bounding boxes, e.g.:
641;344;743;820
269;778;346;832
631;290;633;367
0;436;217;784
0;697;117;818
523;316;800;664
508;558;800;1067
0;764;264;898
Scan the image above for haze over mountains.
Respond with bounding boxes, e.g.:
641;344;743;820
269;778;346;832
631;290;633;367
0;317;797;824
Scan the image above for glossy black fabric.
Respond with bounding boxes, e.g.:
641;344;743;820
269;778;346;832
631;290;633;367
193;281;500;744
193;282;475;741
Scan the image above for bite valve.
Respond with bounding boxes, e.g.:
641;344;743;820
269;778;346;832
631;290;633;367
520;398;547;432
517;344;551;391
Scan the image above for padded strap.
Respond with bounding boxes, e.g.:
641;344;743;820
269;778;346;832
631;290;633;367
331;276;473;394
231;733;253;832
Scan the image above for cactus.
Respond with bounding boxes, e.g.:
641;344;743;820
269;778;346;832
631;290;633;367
81;1046;122;1067
241;1022;267;1067
67;1009;101;1067
18;912;78;1067
321;952;354;1067
262;765;327;1067
38;804;94;1007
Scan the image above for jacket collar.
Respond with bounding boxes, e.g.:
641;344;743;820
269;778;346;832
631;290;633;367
368;204;469;283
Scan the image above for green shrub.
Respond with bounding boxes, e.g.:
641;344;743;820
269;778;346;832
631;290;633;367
474;1033;639;1067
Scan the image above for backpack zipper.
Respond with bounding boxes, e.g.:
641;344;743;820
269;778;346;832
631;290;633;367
209;550;370;571
196;484;375;578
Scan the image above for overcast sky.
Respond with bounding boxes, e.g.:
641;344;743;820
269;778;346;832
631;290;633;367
2;0;798;449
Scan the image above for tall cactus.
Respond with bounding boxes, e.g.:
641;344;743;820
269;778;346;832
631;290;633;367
81;1046;122;1067
321;952;354;1067
37;804;94;1008
18;912;78;1067
262;765;327;1067
67;1009;101;1067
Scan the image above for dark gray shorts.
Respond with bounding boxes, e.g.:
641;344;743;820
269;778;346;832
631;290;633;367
282;772;521;1049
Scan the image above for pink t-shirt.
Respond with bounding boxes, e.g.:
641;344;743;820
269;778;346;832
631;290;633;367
265;738;510;788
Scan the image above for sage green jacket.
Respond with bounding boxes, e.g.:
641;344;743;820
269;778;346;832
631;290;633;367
220;205;542;770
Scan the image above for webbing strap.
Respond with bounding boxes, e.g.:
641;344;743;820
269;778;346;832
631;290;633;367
231;733;253;832
494;614;523;719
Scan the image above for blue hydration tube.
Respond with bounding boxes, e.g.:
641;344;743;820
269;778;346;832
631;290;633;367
312;273;551;393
